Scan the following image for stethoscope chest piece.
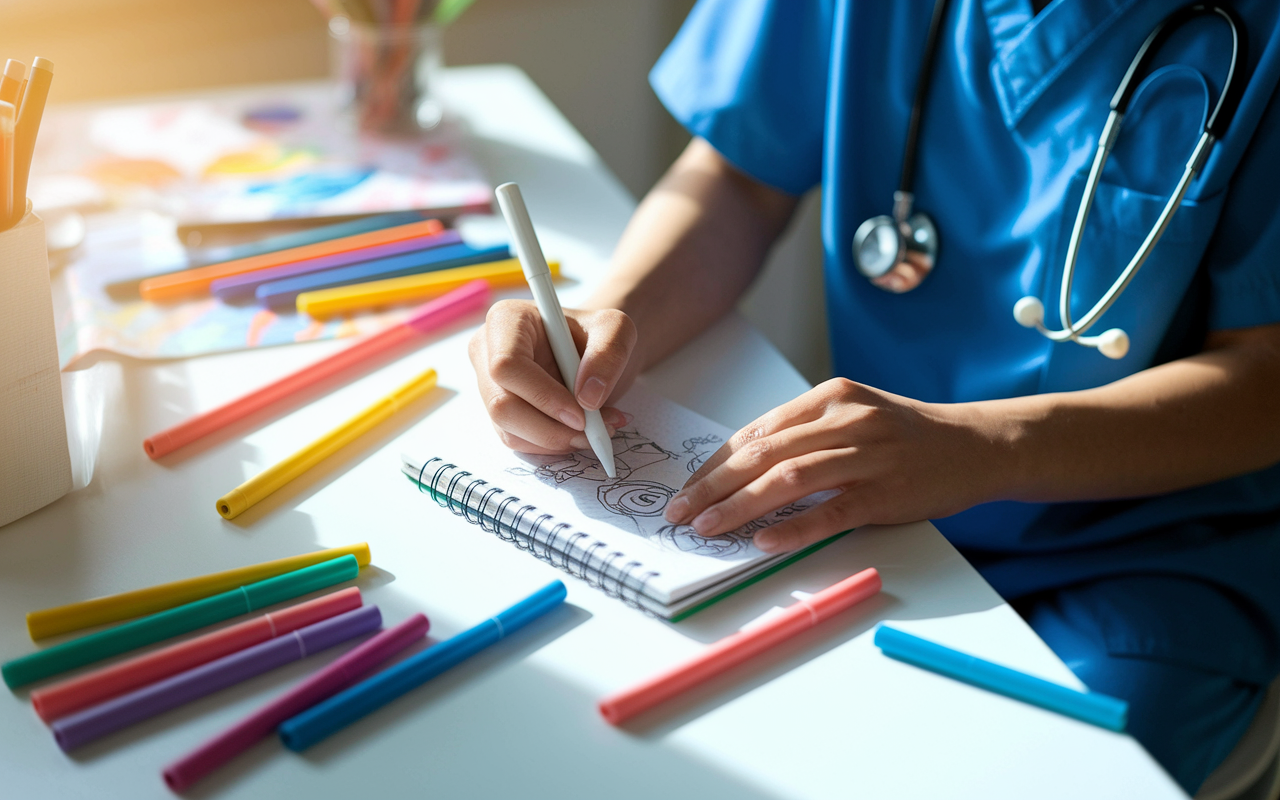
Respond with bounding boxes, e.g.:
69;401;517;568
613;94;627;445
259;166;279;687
852;200;938;293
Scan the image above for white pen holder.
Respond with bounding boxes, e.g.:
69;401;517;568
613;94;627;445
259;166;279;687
0;205;72;528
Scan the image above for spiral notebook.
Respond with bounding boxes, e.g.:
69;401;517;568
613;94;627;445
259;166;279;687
401;382;835;619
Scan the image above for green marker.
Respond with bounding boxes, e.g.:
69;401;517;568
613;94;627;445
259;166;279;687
3;555;360;689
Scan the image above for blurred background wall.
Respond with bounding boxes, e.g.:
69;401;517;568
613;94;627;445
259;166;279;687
0;0;829;382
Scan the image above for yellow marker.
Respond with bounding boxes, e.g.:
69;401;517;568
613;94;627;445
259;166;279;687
297;258;560;319
26;543;372;640
216;368;438;519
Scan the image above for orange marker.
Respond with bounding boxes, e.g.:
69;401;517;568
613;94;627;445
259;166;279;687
30;588;362;723
144;280;490;459
599;568;882;725
0;60;25;107
138;217;445;302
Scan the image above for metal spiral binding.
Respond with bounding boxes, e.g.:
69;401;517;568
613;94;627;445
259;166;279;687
415;457;659;611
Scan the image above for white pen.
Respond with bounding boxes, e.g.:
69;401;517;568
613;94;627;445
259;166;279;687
495;182;617;478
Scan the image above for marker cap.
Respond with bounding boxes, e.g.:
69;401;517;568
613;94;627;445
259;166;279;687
3;60;26;80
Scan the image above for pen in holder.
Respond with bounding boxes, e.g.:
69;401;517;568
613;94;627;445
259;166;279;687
0;202;72;528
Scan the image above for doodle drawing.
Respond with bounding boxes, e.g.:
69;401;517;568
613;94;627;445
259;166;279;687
598;481;675;518
510;427;678;484
681;434;723;474
656;524;749;557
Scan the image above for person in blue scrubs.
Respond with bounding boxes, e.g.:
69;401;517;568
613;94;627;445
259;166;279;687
469;0;1280;790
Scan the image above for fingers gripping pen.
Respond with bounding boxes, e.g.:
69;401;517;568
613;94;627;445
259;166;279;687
494;182;616;478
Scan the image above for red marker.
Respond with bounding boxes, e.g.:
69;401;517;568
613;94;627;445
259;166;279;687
600;568;882;725
143;279;490;459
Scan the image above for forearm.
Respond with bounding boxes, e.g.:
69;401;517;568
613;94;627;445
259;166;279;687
963;324;1280;503
583;138;798;371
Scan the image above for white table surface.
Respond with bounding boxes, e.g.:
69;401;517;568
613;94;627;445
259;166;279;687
0;65;1187;800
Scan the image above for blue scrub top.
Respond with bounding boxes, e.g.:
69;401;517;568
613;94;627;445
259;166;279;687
652;0;1280;682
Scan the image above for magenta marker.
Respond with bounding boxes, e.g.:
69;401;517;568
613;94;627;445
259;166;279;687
163;613;430;792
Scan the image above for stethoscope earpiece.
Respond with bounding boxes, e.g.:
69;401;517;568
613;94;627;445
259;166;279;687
1013;296;1045;329
1013;296;1129;359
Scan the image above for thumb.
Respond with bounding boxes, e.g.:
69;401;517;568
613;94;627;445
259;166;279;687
573;309;637;410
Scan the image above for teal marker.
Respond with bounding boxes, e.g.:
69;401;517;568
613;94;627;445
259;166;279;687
2;556;360;688
874;624;1129;732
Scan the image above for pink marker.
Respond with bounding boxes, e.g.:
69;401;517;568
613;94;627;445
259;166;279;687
599;568;882;725
143;279;490;459
162;612;430;792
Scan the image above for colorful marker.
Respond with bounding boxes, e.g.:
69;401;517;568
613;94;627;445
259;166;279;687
599;568;882;725
163;613;429;791
210;228;463;302
215;368;439;519
25;543;372;639
144;281;488;459
278;580;567;750
3;556;361;688
298;258;556;318
138;217;445;301
30;588;363;723
254;243;510;309
10;56;51;227
874;625;1129;732
52;606;383;751
105;211;433;299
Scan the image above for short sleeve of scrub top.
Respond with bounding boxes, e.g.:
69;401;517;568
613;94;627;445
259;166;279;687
651;0;1280;685
649;0;832;195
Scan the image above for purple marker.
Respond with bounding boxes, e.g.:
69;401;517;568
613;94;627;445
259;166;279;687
50;605;382;751
210;229;463;302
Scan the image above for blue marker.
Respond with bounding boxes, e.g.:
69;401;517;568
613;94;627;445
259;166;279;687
873;625;1128;732
254;243;511;309
278;580;567;750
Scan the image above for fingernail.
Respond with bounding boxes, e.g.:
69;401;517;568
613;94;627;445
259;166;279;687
665;495;689;523
754;531;777;552
579;377;607;409
558;410;583;430
604;409;631;428
691;507;720;535
570;435;589;450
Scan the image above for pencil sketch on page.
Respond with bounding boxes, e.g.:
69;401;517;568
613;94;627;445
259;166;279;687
508;426;811;558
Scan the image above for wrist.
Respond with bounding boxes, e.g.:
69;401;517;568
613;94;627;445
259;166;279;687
930;397;1033;507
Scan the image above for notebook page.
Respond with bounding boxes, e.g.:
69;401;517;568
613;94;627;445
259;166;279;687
402;380;824;604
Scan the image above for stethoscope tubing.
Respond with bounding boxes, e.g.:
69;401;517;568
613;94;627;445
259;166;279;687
857;1;1252;359
1039;3;1246;346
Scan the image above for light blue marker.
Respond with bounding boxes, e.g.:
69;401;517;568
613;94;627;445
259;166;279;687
874;624;1128;732
278;580;567;750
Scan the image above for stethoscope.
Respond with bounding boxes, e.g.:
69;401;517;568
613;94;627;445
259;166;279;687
853;1;1249;359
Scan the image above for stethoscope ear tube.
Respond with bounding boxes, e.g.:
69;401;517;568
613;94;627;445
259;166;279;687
1111;4;1247;139
1016;2;1250;360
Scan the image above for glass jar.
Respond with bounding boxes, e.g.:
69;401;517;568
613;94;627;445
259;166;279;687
328;16;444;135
